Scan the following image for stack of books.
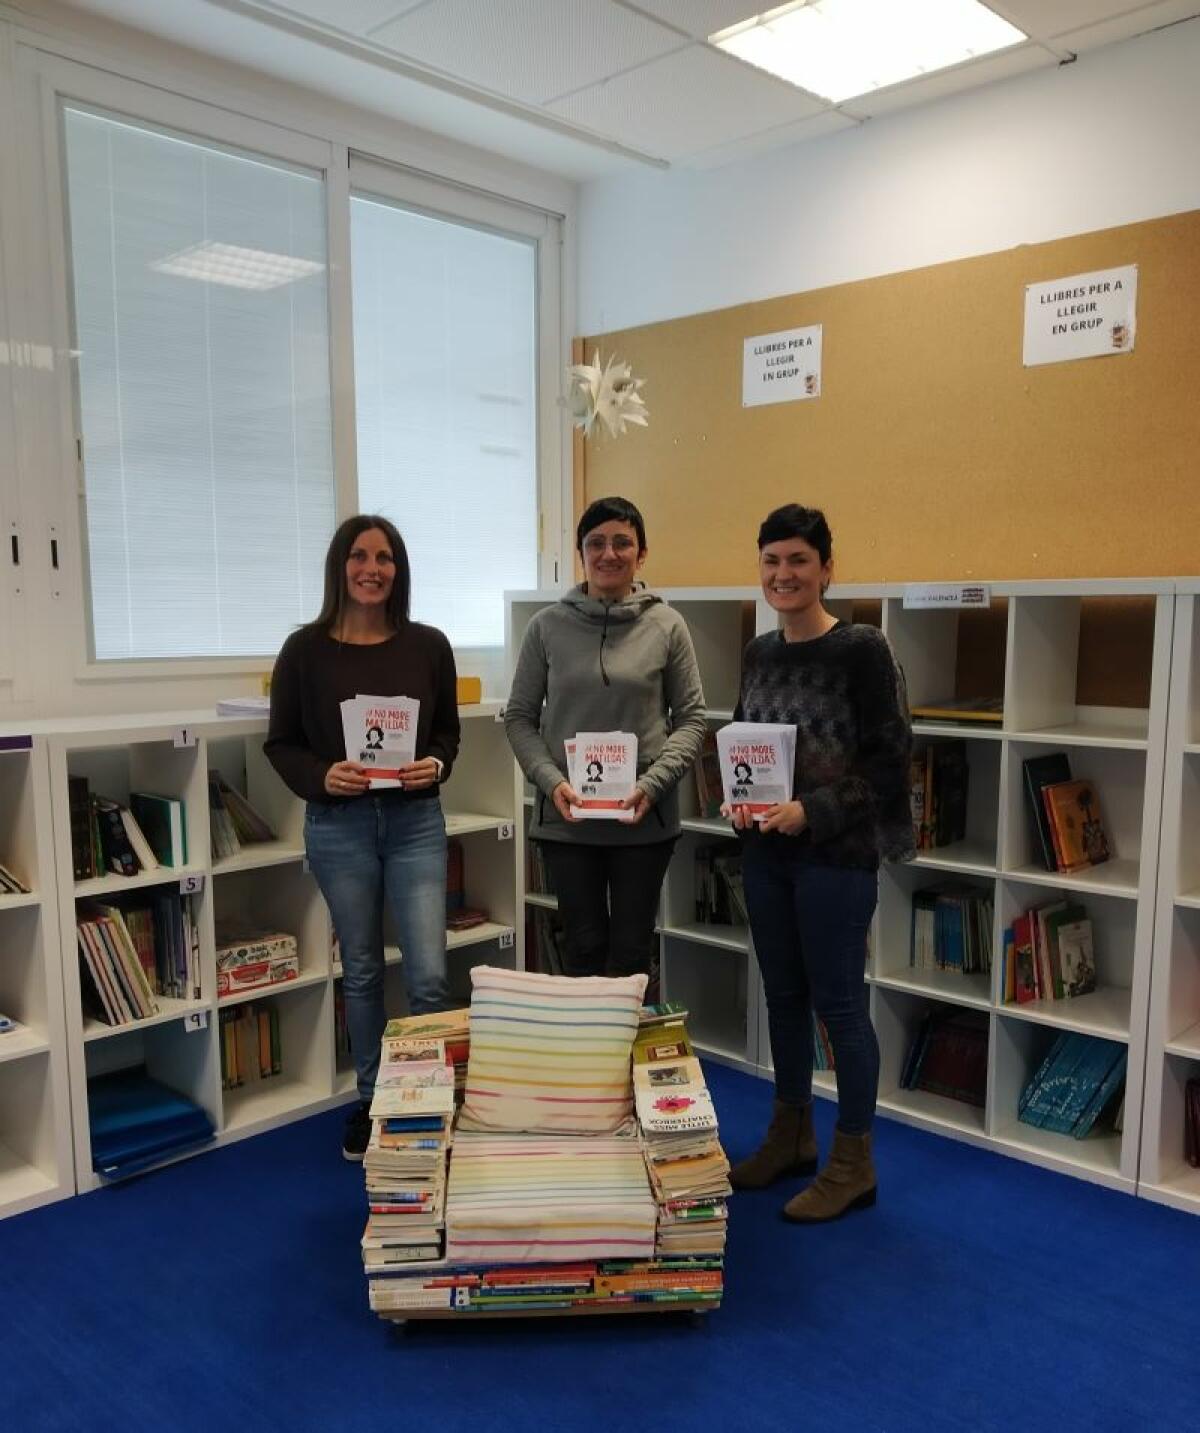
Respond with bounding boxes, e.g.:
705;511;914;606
694;845;747;927
1018;1032;1127;1137
1001;900;1095;1004
908;740;970;850
1186;1076;1200;1168
0;860;29;895
219;1002;282;1089
362;1035;455;1275
77;902;174;1026
208;771;274;859
380;1009;471;1100
69;777;185;879
215;923;299;997
910;884;993;976
1023;754;1112;874
632;1006;731;1262
900;1007;989;1107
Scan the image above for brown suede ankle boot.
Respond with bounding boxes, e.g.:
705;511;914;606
782;1128;876;1222
730;1099;818;1190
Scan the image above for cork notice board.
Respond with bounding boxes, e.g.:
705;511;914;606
581;211;1200;588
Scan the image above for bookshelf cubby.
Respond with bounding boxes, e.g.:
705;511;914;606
507;578;1173;1199
1142;581;1200;1213
0;736;72;1217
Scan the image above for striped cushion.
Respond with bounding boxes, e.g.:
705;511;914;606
444;1131;658;1264
458;965;647;1135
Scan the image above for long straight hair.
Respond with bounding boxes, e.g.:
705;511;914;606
307;514;411;635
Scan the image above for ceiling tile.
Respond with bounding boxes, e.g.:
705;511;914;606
685;109;860;170
370;0;686;105
1048;0;1200;49
839;44;1054;119
989;2;1149;41
625;1;767;40
548;44;828;161
262;0;429;37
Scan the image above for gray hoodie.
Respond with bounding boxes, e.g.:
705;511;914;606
505;584;707;845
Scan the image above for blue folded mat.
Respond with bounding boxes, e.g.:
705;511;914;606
89;1066;215;1178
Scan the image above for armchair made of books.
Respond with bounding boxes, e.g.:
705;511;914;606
363;967;730;1319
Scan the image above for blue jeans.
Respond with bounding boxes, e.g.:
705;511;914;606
742;842;879;1135
305;796;448;1102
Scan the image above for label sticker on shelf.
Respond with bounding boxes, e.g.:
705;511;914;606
902;583;991;610
496;822;514;841
494;705;506;723
179;874;204;896
172;726;198;748
183;1010;208;1033
498;928;514;949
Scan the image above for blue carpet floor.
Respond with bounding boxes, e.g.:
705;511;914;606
1;1061;1197;1433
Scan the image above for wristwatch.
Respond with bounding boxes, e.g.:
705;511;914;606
431;757;444;782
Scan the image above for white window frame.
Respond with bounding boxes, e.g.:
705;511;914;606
348;154;565;599
34;54;352;681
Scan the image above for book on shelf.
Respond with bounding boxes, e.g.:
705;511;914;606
691;729;724;820
1021;753;1073;872
1002;902;1094;1004
909;696;1004;725
77;904;161;1025
813;1013;834;1071
215;923;299;997
1018;1032;1126;1138
0;859;30;895
1186;1077;1200;1168
69;788;174;881
129;791;187;868
525;839;554;897
220;1002;282;1089
909;742;969;851
525;906;566;976
910;884;993;975
1042;779;1111;874
899;1007;989;1106
694;844;747;927
443;837;489;931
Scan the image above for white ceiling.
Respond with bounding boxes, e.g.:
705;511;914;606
46;0;1200;177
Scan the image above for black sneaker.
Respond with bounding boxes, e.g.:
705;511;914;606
342;1101;372;1162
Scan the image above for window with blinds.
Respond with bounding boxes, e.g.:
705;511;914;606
350;193;539;648
62;106;336;660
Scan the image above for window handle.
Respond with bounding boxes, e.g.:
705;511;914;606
50;538;59;570
9;534;17;567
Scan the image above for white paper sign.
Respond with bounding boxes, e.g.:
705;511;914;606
743;325;822;407
340;694;419;789
903;583;991;610
1023;265;1136;367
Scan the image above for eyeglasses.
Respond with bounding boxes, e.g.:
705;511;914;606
582;536;638;556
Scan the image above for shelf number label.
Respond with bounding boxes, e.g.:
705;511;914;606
179;873;204;896
496;822;514;842
498;928;514;949
494;705;506;723
173;726;198;748
183;1010;208;1033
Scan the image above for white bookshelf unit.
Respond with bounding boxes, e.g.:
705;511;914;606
1142;578;1200;1214
0;734;73;1217
506;579;1176;1198
31;702;515;1198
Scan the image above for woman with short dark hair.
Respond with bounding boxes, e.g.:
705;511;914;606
504;496;706;983
265;514;459;1161
729;504;912;1222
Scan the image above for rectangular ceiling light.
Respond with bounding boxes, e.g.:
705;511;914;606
152;240;325;291
712;0;1027;104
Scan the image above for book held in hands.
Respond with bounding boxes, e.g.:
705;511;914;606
567;731;638;820
715;722;796;819
340;695;419;788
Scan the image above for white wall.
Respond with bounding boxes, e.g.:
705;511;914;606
578;18;1200;335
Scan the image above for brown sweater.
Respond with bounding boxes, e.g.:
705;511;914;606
265;622;460;804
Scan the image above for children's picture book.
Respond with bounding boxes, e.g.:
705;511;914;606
1055;917;1097;998
567;731;638;820
633;1057;718;1133
340;695;419;788
1043;779;1111;872
715;722;796;819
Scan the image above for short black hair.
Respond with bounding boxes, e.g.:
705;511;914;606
757;504;832;563
577;496;647;554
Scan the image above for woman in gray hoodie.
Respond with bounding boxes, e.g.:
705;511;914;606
505;497;707;982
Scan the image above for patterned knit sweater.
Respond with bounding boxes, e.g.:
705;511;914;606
735;622;914;870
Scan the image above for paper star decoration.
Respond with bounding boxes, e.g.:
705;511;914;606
563;351;649;438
